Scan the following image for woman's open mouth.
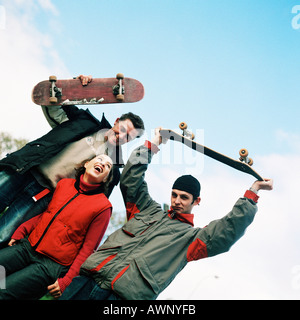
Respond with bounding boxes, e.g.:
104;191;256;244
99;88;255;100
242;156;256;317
94;165;103;173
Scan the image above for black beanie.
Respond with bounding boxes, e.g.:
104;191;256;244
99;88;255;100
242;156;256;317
172;175;201;198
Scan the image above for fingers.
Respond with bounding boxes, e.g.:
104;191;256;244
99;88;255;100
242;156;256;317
152;127;163;146
8;239;17;246
263;178;274;190
77;74;93;86
51;291;62;299
47;281;62;299
252;178;274;191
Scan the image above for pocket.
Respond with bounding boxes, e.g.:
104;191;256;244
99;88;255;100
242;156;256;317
27;141;48;152
112;257;160;300
134;256;160;294
122;215;157;237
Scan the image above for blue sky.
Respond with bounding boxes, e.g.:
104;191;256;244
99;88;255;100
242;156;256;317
33;0;300;156
0;0;300;300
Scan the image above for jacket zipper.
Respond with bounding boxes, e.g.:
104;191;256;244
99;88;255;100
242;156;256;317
32;193;80;250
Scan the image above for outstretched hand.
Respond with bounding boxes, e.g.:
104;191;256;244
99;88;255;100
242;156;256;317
151;127;168;146
251;178;273;192
151;127;163;146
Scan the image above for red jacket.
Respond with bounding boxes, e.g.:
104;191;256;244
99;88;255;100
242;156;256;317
27;178;112;266
12;177;112;292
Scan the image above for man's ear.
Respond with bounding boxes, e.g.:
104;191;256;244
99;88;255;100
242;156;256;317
193;197;201;206
114;118;120;126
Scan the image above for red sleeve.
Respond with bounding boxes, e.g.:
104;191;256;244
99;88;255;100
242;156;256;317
57;207;112;292
244;190;259;203
144;140;160;154
11;214;43;240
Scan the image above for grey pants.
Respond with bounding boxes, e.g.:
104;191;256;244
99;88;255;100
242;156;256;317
0;238;68;300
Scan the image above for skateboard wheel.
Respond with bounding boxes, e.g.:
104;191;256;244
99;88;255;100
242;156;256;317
49;96;58;103
191;133;195;140
239;148;248;158
49;75;57;82
247;158;254;166
179;122;187;130
116;94;125;101
116;73;124;80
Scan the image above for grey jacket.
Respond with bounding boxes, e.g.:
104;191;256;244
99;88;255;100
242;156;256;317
80;143;258;300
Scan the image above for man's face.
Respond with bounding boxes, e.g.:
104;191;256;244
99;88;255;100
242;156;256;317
105;119;140;146
171;189;200;214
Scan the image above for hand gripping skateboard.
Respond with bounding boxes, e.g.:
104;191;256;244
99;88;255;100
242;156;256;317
31;73;144;106
160;122;264;181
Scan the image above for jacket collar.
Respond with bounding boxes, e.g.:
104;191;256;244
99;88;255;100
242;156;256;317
167;208;194;227
74;175;105;195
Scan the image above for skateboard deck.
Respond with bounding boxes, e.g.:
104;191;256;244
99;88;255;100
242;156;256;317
160;126;264;181
31;73;144;106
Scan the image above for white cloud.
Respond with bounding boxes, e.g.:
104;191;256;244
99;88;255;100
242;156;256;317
0;0;70;141
37;0;59;16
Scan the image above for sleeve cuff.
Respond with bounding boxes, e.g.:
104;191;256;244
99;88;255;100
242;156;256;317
32;188;51;202
244;190;259;203
58;276;72;293
144;140;160;154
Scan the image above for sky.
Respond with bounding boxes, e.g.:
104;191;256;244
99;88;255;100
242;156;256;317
0;0;300;300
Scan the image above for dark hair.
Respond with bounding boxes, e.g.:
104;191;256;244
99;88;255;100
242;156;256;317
119;112;145;137
75;157;114;197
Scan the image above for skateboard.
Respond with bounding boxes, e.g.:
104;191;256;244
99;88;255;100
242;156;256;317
31;73;144;106
160;122;264;181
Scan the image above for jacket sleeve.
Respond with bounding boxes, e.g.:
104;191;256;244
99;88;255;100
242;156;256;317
41;105;95;128
41;105;69;128
120;141;160;220
187;195;258;261
11;214;43;240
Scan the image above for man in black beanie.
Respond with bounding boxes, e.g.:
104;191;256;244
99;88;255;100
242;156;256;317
171;174;201;214
61;128;273;300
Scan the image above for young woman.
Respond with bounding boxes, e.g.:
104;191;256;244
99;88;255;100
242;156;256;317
0;154;114;300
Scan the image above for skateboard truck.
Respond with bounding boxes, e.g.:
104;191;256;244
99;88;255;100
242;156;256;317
239;148;253;166
49;76;62;104
113;73;125;101
179;122;195;140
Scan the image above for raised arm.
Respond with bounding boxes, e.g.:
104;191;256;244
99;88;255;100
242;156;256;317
187;179;273;260
120;142;160;220
41;75;93;128
120;128;162;220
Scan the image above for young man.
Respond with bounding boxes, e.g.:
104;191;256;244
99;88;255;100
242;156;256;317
0;75;145;247
60;128;273;300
